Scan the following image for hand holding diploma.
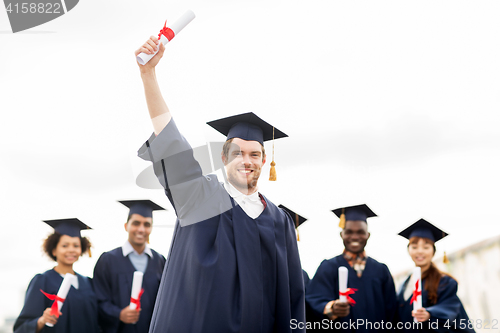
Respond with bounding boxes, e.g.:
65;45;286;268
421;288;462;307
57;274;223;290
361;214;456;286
119;271;143;324
39;273;76;327
136;10;195;66
410;267;422;323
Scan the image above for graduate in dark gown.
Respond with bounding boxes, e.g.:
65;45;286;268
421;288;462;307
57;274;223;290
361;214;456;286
305;204;397;332
397;219;475;333
14;218;99;333
93;200;166;333
133;37;305;333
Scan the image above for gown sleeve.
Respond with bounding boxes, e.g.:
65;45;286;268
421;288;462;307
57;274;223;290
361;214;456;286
92;253;122;329
426;276;461;320
137;118;232;227
14;274;46;333
381;264;398;324
305;259;337;318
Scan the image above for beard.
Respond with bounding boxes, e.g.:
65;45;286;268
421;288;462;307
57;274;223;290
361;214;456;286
226;163;261;193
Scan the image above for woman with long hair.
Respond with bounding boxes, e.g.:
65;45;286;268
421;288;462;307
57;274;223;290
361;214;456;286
14;218;99;333
396;219;475;332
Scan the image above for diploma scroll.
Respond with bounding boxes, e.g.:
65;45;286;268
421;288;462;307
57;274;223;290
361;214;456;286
129;271;144;310
412;267;422;323
137;10;196;65
45;273;76;327
338;266;348;303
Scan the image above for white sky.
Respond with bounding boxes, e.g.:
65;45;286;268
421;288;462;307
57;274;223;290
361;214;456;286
1;0;500;320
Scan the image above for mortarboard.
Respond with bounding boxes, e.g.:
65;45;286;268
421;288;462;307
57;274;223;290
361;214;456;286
119;200;166;218
207;112;288;181
207;112;287;145
398;218;449;263
279;204;307;241
398;218;448;243
43;218;92;238
332;204;377;229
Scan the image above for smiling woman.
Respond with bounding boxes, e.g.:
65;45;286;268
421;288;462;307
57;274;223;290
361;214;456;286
13;219;99;333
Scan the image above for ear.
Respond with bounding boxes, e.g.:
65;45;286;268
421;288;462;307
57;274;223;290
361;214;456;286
124;222;129;232
366;232;371;241
221;152;227;165
262;154;266;165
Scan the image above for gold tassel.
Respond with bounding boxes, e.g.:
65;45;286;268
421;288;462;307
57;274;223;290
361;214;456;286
269;161;277;181
88;247;92;258
296;229;300;241
147;236;150;244
269;126;277;181
338;208;346;229
443;251;449;264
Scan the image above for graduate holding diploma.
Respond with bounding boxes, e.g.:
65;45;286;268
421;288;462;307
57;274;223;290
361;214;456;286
305;204;397;332
13;219;99;333
397;219;475;332
93;200;166;333
134;36;305;332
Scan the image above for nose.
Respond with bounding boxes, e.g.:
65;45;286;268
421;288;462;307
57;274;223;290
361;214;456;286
241;153;251;165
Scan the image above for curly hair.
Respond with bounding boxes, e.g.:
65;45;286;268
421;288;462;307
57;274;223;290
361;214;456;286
42;232;92;261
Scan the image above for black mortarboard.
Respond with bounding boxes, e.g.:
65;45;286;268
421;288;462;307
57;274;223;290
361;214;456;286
43;218;92;238
118;200;165;218
332;204;377;229
206;112;287;145
398;218;448;243
279;204;307;228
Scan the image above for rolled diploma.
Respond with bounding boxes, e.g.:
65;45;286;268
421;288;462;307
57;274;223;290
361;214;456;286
338;266;348;303
45;273;76;327
137;10;196;65
413;266;422;323
129;271;144;310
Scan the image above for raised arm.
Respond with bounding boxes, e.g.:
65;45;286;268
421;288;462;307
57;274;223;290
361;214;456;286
135;36;171;135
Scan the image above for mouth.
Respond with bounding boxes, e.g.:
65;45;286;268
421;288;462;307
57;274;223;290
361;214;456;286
237;169;254;175
350;242;360;247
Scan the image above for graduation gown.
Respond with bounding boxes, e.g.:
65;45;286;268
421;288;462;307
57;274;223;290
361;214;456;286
397;275;475;332
137;119;305;333
93;247;166;333
305;255;397;332
14;269;99;333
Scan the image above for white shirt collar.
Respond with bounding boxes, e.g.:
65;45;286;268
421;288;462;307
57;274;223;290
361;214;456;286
225;181;261;202
122;240;153;258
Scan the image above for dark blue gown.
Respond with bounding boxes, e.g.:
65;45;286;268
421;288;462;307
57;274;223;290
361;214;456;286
14;269;99;333
92;247;166;333
397;275;476;332
305;255;397;332
137;119;305;333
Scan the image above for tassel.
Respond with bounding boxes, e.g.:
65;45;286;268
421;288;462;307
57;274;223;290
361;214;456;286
443;251;449;264
296;229;300;241
147;236;150;244
269;161;277;181
269;126;277;181
338;208;346;229
88;247;92;258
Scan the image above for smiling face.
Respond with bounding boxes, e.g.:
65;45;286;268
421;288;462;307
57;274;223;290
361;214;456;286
52;235;82;266
125;214;152;247
341;220;370;253
408;237;435;270
222;138;266;194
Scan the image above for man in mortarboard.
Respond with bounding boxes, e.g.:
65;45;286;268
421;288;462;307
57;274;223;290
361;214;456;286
305;204;397;332
92;200;166;333
133;37;304;332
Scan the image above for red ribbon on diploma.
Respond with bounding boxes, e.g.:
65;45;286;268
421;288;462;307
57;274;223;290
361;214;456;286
339;288;358;305
40;289;65;317
158;21;175;41
410;280;421;304
130;288;144;311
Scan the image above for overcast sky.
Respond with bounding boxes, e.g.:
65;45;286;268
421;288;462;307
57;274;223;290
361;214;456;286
1;0;500;320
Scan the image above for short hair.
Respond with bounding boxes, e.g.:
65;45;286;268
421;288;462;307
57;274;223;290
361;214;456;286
42;232;92;261
126;214;153;224
222;138;266;161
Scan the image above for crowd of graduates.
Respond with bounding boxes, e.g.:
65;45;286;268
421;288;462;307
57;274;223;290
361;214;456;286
14;36;475;333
